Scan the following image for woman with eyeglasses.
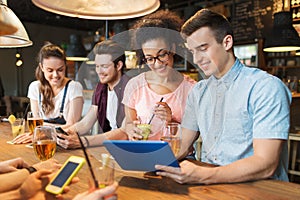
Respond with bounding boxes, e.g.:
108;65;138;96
122;10;196;141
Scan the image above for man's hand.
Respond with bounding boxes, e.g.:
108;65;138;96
56;129;81;149
0;157;29;173
155;160;203;184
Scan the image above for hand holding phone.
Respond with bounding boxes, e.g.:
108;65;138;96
46;156;85;195
55;127;68;140
55;127;68;135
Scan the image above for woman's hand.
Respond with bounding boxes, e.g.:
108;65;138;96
125;120;144;140
153;102;172;123
12;132;32;144
19;169;53;200
0;157;29;174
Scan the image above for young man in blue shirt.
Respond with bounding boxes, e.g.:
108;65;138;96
156;9;291;184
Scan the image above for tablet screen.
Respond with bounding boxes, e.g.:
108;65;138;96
103;140;180;171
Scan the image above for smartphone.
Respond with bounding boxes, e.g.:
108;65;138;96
55;127;68;140
55;127;69;135
46;156;85;195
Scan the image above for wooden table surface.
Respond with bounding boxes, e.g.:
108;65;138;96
1;122;300;200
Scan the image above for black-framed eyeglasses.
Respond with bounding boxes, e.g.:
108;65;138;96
143;50;171;66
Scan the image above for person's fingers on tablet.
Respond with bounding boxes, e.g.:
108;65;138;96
155;166;184;183
155;165;181;174
157;161;203;184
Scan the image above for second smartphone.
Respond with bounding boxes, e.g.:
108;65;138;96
46;156;86;195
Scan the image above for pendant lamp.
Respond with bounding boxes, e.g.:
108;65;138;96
0;18;17;36
66;34;88;62
32;0;160;20
0;0;32;48
263;11;300;52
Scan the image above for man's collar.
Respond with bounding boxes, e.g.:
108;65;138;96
211;59;243;89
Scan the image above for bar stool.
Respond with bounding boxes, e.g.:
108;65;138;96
288;133;300;181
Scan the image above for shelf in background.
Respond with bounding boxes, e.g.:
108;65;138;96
267;66;300;69
292;93;300;98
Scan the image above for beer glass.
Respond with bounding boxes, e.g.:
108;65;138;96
27;111;44;134
33;125;56;161
161;122;182;157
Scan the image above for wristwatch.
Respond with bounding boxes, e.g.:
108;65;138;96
25;166;37;174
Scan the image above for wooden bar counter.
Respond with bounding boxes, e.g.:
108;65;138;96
0;121;300;199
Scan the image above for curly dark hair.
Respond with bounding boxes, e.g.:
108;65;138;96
131;10;185;64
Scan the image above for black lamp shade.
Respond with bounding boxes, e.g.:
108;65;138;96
66;34;88;61
263;11;300;52
66;34;86;57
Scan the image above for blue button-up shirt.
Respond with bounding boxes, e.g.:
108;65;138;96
182;59;292;181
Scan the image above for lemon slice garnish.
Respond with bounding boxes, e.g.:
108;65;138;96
8;114;16;124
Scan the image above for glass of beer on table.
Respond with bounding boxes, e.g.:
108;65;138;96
27;111;44;134
161;122;182;157
33;125;56;161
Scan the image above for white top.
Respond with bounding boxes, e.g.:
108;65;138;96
106;88;118;130
27;80;83;119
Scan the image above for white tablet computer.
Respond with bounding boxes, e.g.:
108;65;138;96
103;140;180;171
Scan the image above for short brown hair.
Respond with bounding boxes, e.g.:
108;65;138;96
93;39;126;68
181;9;233;44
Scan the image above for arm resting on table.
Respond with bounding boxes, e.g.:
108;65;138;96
192;139;284;184
85;128;128;147
0;169;29;192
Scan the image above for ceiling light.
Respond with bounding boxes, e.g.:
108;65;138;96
0;0;33;48
0;18;17;36
32;0;160;20
263;11;300;52
15;48;23;67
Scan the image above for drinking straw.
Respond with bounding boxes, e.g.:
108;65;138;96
75;131;99;188
148;97;164;124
